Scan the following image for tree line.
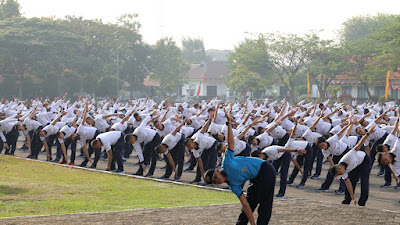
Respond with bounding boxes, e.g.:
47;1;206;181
227;14;400;103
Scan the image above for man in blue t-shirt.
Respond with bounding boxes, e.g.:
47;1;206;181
205;109;276;225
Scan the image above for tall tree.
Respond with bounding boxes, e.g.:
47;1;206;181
227;36;275;97
149;37;190;97
0;0;20;20
181;37;209;64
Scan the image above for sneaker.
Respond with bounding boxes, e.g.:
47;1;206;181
377;171;385;176
59;161;67;164
311;174;320;180
51;158;59;163
158;175;169;179
276;171;281;176
160;166;166;170
296;183;306;189
380;182;391;188
335;190;344;195
184;168;195;173
79;163;87;167
121;157;126;162
133;172;143;176
315;188;329;192
394;183;400;189
274;193;285;198
68;162;75;166
89;164;97;169
190;180;201;184
286;181;294;186
113;169;125;173
144;173;153;177
173;177;181;181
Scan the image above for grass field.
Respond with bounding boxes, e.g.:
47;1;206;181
0;156;238;218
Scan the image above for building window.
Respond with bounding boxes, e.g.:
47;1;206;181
207;86;217;97
392;89;398;99
357;86;368;99
342;86;352;96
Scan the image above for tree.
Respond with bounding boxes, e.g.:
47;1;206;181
181;37;209;64
227;36;275;97
340;14;398;42
0;0;20;20
265;32;320;103
149;37;190;97
206;49;232;61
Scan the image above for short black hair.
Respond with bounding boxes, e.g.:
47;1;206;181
184;137;192;146
247;135;256;145
204;169;215;184
90;139;100;148
207;108;214;113
376;144;388;153
216;142;225;152
133;112;139;118
124;133;136;143
250;149;261;157
315;136;326;146
256;127;264;135
154;144;165;154
329;165;339;176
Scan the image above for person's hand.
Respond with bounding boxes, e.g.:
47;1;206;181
353;198;357;205
4;143;9;150
141;163;147;173
106;167;111;171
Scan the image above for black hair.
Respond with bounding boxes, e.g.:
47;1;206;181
204;169;215;184
256;126;264;135
247;135;256;145
364;108;369;115
376;152;384;163
154;144;165;154
124;133;136;143
329;165;339;176
376;144;388;153
250;149;261;157
90;139;100;148
184;137;193;146
216;142;225;152
133;112;139;118
315;136;326;146
207;108;215;112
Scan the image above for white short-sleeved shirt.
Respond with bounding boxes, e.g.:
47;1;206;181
301;128;322;145
338;149;366;180
340;135;358;149
97;131;122;152
162;132;183;155
261;145;284;161
77;124;98;147
266;122;286;139
253;132;273;149
323;134;348;158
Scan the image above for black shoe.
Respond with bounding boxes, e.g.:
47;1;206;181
380;182;391;188
51;158;60;163
144;173;153;177
133;172;143;176
79;163;87;167
89;164;97;169
158;175;169;179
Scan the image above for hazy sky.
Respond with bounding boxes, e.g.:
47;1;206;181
18;0;400;50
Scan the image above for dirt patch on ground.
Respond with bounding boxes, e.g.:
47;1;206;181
1;198;399;225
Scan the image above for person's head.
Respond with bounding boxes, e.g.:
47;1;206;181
90;139;102;149
178;105;183;112
257;126;266;135
70;133;80;141
16;124;26;132
155;144;168;154
363;108;369;115
216;142;227;153
355;127;367;136
250;149;267;159
376;144;389;153
213;133;225;142
315;136;328;150
184;117;192;125
323;117;332;124
360;120;368;127
377;152;394;165
319;103;325;110
56;131;65;139
247;135;257;145
37;130;47;137
204;169;227;185
273;106;280;113
193;103;200;109
184;138;196;149
154;120;163;130
133;113;141;121
86;117;94;125
207;108;215;117
329;163;346;177
124;133;137;144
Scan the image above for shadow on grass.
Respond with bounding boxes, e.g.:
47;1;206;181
0;185;28;195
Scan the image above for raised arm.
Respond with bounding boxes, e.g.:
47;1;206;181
51;111;66;126
354;125;376;150
224;108;234;151
171;121;185;136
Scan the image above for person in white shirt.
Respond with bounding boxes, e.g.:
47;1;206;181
91;131;126;173
37;112;66;161
155;122;186;181
329;125;375;206
124;115;159;177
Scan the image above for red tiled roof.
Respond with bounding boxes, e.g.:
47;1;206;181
143;78;160;87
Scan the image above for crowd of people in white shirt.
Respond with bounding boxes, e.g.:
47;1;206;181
1;94;400;206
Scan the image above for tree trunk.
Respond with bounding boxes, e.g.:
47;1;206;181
363;83;371;98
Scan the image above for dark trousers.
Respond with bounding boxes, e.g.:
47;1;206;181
57;137;77;162
136;133;161;175
384;164;391;184
237;161;276;225
195;142;218;182
123;126;133;158
320;148;349;190
343;155;371;206
164;135;185;178
370;133;388;167
272;152;291;195
47;134;57;157
277;133;290;147
31;133;43;159
0;136;4;154
311;144;323;176
5;129;19;155
289;144;313;184
187;151;197;170
81;130;101;167
236;143;252;157
110;133;125;171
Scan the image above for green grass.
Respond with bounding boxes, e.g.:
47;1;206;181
0;156;238;217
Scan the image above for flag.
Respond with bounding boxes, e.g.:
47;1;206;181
307;72;310;101
385;70;390;100
196;74;205;97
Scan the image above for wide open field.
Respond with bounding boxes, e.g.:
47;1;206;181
0;156;238;218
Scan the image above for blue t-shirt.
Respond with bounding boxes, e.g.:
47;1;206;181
222;149;264;197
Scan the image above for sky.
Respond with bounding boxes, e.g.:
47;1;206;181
18;0;400;50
